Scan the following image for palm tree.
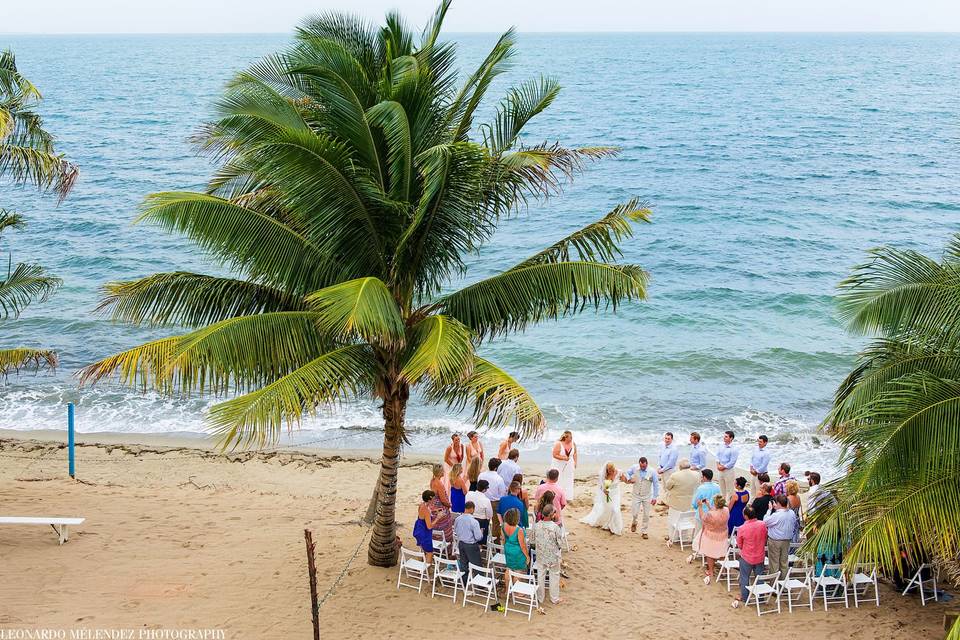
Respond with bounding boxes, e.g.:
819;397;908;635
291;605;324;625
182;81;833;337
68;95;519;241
0;50;76;374
80;2;651;567
808;233;960;585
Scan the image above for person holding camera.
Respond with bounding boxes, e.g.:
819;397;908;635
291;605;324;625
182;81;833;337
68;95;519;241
763;494;798;581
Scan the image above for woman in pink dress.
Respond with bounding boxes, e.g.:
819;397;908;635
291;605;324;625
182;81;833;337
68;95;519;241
465;430;485;471
695;494;730;584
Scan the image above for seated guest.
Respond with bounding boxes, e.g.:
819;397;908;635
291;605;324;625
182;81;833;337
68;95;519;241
479;458;507;541
533;503;564;608
731;506;767;608
498;481;526;530
465;479;493;544
454;501;484;585
412;490;438;565
773;462;795;496
751;482;774;520
764;495;798;581
534;469;567;526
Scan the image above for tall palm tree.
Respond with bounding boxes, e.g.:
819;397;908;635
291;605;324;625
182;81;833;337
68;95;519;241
0;50;75;374
80;2;651;567
808;233;960;585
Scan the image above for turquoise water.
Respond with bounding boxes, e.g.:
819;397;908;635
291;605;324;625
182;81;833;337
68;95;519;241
2;33;959;473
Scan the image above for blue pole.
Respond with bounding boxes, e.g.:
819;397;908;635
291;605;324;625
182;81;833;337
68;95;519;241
68;402;75;478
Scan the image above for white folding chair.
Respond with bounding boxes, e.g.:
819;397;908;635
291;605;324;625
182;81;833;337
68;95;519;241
486;541;507;580
902;563;938;606
788;542;803;566
503;571;538;620
463;563;497;610
432;530;450;559
851;563;880;607
716;546;740;591
670;511;697;549
729;526;739;548
781;565;815;612
396;547;429;593
814;564;849;610
431;556;464;602
745;570;782;616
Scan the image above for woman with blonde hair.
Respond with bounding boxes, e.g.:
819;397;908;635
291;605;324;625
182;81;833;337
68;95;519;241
694;493;730;584
579;462;624;535
785;479;803;541
550;431;578;500
449;463;467;513
428;464;454;542
466;456;482;491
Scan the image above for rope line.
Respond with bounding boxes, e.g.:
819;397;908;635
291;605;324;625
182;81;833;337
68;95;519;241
317;524;371;610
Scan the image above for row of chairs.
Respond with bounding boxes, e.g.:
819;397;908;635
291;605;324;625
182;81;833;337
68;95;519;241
397;548;541;619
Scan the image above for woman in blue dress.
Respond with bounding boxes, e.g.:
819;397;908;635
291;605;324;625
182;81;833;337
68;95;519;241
412;490;439;565
449;463;467;513
727;476;750;535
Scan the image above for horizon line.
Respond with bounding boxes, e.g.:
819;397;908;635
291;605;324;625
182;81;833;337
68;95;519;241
2;29;960;36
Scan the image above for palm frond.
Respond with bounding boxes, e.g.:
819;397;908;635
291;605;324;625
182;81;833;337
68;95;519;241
0;347;57;375
366;100;413;201
482;77;561;153
78;335;181;392
0;208;25;236
399;314;473;385
305;277;405;345
0;143;78;200
0;262;61;319
447;29;516;142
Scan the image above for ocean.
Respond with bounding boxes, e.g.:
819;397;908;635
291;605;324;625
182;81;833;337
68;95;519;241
2;33;959;475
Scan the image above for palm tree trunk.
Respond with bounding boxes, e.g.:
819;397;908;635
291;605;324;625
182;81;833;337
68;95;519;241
367;378;408;567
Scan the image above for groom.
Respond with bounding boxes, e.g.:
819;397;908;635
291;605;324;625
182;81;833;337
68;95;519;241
624;456;659;538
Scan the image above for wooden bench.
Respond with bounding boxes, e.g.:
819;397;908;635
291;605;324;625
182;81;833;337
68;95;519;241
0;516;85;545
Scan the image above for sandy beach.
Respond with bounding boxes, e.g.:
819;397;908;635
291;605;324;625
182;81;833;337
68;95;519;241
0;430;948;639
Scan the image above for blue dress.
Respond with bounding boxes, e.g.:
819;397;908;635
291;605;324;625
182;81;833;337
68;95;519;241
728;490;749;534
451;485;466;513
412;517;433;553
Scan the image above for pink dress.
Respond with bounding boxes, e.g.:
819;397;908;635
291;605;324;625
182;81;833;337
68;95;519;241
696;506;730;559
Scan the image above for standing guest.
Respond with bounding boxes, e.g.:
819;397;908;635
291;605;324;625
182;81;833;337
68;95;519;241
498;431;520;460
466;456;482;491
689;432;708;471
454;501;484;585
785;479;803;541
665;459;700;542
535;490;556;522
756;471;771;485
550;431;578;501
502;508;530;590
692;494;729;585
413;490;439;565
443;433;467;488
727;476;750;534
731;506;767;609
751;482;774;520
498;481;526;529
657;432;679;501
449;463;467;513
715;430;739;498
479;459;507;542
513;473;531;528
624;456;659;538
764;495;798;581
533;503;564;609
465;430;485;470
465;479;493;544
534;469;568;527
748;435;771;496
773;462;795;496
806;472;824;514
498;449;522;489
428;465;454;543
690;469;722;521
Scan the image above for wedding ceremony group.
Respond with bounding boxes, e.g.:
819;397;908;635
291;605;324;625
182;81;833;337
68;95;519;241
2;0;959;637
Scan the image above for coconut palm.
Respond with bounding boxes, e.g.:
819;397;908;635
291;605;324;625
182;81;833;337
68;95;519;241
80;1;651;567
809;233;960;585
0;50;75;374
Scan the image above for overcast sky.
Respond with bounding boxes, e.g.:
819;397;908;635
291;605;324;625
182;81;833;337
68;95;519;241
5;0;960;34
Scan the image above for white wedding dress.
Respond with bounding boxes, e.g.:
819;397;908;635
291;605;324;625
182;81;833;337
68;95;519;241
579;465;624;535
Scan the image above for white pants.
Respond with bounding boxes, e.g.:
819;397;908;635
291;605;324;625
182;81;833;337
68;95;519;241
537;561;561;604
718;468;736;498
631;496;652;533
750;473;761;497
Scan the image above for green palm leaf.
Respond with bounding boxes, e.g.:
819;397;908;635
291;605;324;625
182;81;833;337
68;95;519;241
0;262;61;319
305;277;404;344
0;347;57;374
399;314;473;384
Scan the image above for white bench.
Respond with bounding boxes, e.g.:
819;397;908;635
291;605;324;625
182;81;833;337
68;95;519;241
0;516;85;545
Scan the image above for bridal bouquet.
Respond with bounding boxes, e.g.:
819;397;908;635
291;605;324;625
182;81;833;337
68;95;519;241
604;479;612;502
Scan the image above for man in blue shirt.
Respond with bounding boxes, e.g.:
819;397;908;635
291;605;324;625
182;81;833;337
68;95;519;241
763;495;798;581
749;434;771;497
690;468;722;521
454;502;484;586
688;432;707;471
497;481;525;529
625;456;660;537
657;432;679;500
715;430;740;499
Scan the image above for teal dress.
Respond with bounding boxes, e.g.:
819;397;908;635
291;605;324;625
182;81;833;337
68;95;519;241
503;526;528;571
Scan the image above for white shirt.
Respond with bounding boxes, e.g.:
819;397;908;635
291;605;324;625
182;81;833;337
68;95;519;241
497;459;522;487
464;490;493;520
478;470;507;501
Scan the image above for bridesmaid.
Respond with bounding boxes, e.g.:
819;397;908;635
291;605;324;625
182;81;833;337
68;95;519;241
443;432;467;490
465;430;485;469
412;490;438;565
550;431;577;501
449;463;467;513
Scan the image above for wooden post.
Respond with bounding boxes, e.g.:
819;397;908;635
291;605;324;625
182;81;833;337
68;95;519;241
304;529;320;640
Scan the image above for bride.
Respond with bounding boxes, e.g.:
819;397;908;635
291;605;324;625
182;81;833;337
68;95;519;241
579;462;624;535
